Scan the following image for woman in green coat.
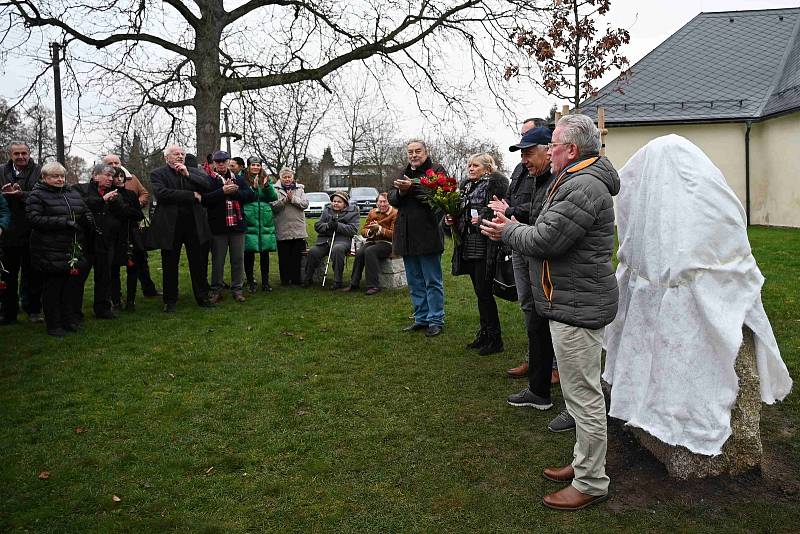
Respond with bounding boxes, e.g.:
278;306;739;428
243;157;279;292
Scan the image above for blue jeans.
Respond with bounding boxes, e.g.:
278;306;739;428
403;254;444;326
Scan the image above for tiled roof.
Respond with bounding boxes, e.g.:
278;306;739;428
580;8;800;124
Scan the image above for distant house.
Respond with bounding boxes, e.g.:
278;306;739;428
580;7;800;227
321;164;398;192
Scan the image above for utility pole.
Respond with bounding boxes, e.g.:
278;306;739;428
50;42;65;164
37;116;43;163
223;108;231;154
220;107;240;156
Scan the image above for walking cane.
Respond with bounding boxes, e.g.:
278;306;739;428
321;226;337;287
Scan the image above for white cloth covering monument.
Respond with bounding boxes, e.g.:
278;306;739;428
603;135;792;473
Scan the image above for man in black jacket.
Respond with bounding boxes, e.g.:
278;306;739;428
389;139;446;337
147;144;214;312
0;141;43;325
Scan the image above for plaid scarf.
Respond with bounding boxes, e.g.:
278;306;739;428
225;198;242;227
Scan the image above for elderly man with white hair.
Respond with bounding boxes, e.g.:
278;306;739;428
147;144;214;312
482;114;620;511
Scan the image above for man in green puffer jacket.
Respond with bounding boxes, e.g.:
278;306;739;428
482;114;619;512
242;157;278;292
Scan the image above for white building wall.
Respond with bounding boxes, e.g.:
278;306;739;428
749;112;800;227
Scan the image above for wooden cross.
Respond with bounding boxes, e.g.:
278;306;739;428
553;104;608;157
597;106;607;157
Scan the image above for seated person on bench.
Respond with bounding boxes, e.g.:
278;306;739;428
343;192;397;295
302;190;359;289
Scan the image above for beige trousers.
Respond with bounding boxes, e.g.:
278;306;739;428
549;320;610;496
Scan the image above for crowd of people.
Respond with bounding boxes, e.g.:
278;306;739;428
1;112;619;511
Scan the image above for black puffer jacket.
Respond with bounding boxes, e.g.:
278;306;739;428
502;156;620;329
388;158;446;256
25;181;92;273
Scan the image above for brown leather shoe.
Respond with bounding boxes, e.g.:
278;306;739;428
209;292;223;304
542;484;607;511
233;292;246;302
551;369;560;384
506;361;528;378
543;464;575;482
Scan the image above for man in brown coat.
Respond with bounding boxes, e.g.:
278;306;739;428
343;192;397;294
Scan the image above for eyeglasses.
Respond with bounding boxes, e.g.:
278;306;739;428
546;142;573;150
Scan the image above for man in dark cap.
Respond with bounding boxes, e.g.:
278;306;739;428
488;123;562;419
204;150;255;303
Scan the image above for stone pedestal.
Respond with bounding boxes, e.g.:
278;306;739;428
309;255;407;289
616;327;763;479
378;257;407;290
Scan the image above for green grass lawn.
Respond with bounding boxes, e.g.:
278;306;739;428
1;225;798;532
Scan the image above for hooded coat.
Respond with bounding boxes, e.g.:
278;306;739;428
502;155;620;329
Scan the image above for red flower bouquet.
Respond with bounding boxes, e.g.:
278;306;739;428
419;169;462;244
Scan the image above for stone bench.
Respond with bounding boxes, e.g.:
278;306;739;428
305;249;407;289
376;256;407;290
607;327;762;480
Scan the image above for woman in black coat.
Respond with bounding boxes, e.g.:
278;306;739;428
445;154;509;355
107;168;145;310
84;163;131;319
25;162;92;336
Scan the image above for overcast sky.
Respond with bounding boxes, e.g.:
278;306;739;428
2;0;798;169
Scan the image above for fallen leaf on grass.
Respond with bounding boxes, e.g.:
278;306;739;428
281;331;294;337
246;326;253;331
74;426;85;434
297;336;304;341
205;466;215;476
168;373;176;379
37;471;50;480
112;495;121;502
404;386;411;392
296;410;308;416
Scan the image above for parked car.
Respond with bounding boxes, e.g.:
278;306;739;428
349;187;380;215
304;192;330;217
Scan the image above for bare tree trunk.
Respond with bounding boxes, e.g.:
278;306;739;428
193;5;223;158
195;88;222;161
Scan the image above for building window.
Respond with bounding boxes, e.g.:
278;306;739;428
329;174;349;189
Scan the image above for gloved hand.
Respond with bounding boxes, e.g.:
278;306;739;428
328;220;338;232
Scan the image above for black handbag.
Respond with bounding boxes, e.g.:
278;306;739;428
492;245;517;301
